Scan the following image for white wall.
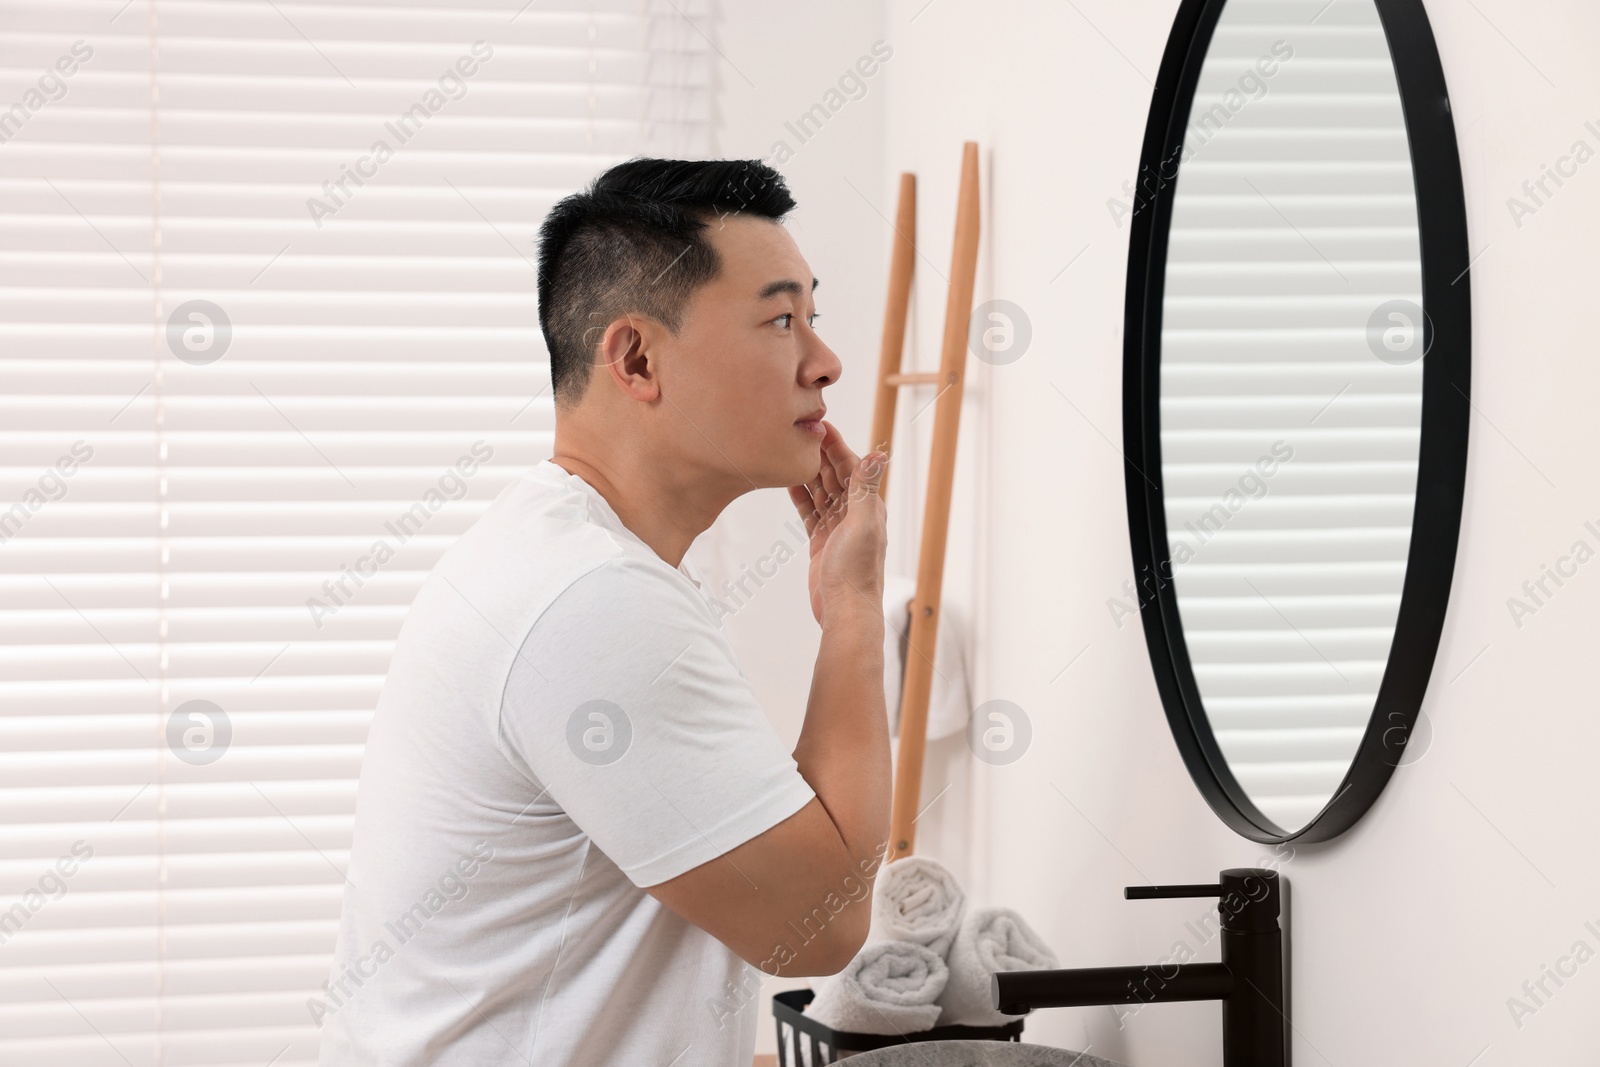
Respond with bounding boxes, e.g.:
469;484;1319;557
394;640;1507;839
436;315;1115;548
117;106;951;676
716;0;1600;1062
876;0;1600;1063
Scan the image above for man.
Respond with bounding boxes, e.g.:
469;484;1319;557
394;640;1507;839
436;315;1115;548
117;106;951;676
317;157;892;1065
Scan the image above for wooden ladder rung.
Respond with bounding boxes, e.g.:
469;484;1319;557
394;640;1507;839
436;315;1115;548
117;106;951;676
883;371;942;386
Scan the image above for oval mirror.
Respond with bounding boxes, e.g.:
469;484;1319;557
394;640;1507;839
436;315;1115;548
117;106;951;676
1123;0;1471;842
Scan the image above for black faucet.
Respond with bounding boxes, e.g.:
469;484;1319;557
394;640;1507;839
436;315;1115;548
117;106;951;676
991;868;1287;1067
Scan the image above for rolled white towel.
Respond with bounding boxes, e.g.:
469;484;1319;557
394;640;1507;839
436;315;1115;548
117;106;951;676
870;855;966;958
936;906;1060;1027
804;939;949;1036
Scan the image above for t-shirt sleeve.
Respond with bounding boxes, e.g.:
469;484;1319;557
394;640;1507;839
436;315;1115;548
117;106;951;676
496;555;818;888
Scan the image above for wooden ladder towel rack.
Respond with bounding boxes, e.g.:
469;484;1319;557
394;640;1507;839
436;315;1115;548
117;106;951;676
870;141;981;864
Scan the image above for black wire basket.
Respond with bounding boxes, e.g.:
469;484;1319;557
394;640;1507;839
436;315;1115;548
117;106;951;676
772;988;1026;1065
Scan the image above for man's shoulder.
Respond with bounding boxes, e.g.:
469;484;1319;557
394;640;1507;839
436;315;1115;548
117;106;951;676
531;554;716;649
414;471;712;645
438;468;618;582
392;472;622;646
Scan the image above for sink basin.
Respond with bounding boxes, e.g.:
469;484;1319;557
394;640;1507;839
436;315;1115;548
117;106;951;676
838;1041;1129;1066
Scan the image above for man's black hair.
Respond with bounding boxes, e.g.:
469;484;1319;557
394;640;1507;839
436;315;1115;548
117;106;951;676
535;157;797;410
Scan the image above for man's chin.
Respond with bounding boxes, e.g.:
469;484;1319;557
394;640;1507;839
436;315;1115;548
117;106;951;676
735;433;826;491
777;440;825;491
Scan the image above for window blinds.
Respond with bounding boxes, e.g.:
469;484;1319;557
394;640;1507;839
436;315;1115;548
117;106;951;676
0;1;710;1061
1160;0;1422;833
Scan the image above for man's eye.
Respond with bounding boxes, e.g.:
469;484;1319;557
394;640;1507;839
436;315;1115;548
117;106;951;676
773;313;820;329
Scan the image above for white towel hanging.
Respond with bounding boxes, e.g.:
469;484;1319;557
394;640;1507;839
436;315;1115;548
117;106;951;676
881;572;973;742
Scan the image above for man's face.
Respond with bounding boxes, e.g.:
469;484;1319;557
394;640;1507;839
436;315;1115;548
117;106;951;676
654;213;842;490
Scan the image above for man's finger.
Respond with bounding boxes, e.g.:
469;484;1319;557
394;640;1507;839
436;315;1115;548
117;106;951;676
851;451;887;499
818;448;843;503
819;421;861;485
787;484;820;536
805;474;828;521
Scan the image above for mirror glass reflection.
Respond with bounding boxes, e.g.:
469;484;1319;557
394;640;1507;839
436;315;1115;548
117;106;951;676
1160;0;1424;833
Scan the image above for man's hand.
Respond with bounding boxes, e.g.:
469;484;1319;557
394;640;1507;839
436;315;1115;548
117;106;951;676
786;421;887;628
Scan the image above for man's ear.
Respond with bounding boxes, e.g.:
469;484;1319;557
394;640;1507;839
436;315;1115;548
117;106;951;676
596;313;662;402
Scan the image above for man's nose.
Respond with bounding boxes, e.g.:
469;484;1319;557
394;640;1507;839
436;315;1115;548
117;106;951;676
804;334;843;386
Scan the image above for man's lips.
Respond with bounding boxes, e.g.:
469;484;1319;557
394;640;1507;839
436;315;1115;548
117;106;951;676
795;410;827;437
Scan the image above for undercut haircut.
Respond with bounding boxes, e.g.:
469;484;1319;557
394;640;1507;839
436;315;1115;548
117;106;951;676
535;157;797;410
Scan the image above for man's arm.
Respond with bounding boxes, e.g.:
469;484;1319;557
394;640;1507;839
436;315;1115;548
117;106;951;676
646;439;890;976
643;605;890;977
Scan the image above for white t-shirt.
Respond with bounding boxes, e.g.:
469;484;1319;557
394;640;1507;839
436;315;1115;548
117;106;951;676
316;459;818;1066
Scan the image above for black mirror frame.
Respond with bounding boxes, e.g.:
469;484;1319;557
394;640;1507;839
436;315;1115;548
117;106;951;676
1122;0;1472;843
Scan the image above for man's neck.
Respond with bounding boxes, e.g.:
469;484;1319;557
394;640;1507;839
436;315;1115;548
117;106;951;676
548;450;727;570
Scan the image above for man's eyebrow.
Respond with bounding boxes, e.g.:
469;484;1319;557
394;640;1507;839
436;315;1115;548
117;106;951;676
757;276;820;300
